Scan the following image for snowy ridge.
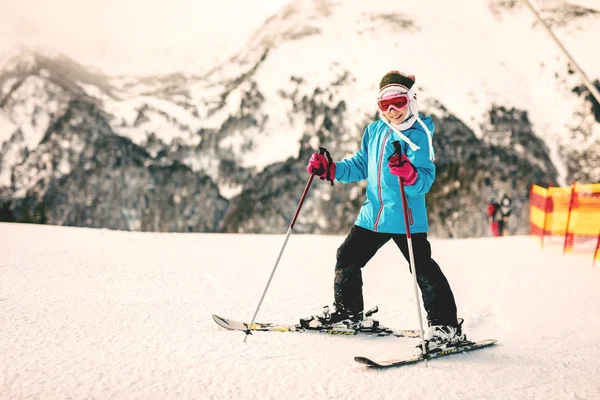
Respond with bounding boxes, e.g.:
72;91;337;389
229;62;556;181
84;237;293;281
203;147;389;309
1;222;600;399
199;0;600;180
2;0;599;179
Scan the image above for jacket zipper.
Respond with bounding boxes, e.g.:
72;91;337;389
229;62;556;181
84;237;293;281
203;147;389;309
373;128;393;232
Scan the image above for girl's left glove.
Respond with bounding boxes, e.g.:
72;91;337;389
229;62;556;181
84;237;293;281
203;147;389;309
388;154;418;185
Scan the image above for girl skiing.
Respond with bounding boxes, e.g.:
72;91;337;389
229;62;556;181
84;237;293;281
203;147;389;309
302;70;465;351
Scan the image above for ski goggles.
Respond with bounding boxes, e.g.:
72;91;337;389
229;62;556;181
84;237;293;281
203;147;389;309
377;86;415;112
377;93;410;112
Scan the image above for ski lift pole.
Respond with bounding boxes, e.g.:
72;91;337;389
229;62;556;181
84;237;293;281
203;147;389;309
522;0;600;104
390;141;428;361
244;148;328;342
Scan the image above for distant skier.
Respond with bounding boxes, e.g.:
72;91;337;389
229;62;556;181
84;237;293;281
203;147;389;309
498;194;513;236
487;198;501;237
302;70;465;352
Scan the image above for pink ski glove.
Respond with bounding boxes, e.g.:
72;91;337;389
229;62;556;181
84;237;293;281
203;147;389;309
388;154;418;185
307;153;336;183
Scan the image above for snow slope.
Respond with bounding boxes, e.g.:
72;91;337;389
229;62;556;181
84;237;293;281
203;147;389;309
2;222;600;399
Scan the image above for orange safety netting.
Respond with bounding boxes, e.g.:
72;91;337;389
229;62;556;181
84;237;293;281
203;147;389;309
530;182;600;265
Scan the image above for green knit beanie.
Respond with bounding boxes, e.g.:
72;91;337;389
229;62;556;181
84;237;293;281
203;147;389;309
378;71;415;97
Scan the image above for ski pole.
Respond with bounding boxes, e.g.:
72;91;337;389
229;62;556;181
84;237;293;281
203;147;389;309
390;141;428;359
243;148;327;342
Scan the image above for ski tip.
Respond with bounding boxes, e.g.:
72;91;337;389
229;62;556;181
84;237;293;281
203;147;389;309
354;356;377;367
212;314;233;329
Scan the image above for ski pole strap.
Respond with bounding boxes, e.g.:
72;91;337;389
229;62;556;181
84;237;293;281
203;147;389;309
318;146;335;186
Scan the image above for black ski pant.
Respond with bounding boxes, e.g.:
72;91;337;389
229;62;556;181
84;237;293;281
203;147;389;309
334;225;458;327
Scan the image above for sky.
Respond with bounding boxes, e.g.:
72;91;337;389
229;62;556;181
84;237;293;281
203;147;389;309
2;222;600;399
0;0;291;76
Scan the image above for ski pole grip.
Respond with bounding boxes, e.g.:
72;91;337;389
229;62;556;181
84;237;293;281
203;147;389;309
319;147;333;166
317;146;334;186
390;140;406;184
391;140;402;156
388;140;403;167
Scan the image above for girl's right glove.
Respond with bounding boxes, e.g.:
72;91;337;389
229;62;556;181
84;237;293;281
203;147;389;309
388;154;418;185
307;153;336;183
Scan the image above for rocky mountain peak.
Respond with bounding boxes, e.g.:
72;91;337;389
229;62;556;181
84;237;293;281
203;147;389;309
0;47;115;103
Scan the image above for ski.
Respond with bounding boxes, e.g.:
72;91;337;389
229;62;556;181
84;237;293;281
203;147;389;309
212;314;421;338
354;339;497;368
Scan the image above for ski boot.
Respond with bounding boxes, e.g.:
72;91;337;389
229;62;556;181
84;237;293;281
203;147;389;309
355;306;382;331
299;305;380;330
415;318;468;355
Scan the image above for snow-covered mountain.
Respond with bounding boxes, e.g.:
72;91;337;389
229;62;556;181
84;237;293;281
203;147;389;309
0;0;599;237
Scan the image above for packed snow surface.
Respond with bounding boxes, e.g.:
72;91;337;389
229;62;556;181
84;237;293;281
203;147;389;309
2;222;600;399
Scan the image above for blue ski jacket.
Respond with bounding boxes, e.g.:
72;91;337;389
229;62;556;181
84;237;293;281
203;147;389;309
335;116;435;234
